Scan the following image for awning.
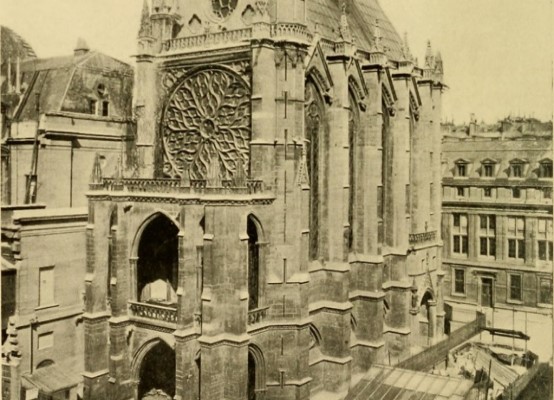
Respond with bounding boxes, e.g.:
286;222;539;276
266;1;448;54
22;364;81;394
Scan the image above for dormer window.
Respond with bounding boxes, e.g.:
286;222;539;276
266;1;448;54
512;164;522;178
457;163;466;177
478;159;496;178
509;159;527;178
539;160;553;178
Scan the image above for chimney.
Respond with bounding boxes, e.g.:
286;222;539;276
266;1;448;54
74;38;90;57
469;113;477;136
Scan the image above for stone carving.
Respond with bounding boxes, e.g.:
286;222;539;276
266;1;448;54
162;67;188;91
162;68;251;179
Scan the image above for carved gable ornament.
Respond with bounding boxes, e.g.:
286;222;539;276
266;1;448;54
161;67;251;180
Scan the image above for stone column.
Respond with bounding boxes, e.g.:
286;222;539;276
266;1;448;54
428;300;437;340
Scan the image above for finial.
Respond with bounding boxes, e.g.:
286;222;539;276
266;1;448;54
373;19;383;51
434;51;443;76
339;1;352;42
138;0;153;38
402;31;413;61
90;153;103;184
424;40;435;69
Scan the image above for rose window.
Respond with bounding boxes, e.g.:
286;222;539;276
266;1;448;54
212;0;238;19
161;67;251;180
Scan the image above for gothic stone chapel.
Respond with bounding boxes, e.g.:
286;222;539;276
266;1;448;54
83;0;446;399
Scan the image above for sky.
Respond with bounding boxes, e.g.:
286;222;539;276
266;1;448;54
1;0;552;123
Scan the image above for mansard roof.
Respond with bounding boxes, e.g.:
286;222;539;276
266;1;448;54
306;0;404;60
14;49;132;121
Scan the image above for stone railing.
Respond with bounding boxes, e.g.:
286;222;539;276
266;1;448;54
408;230;437;246
164;27;253;52
248;306;269;326
96;178;265;195
270;23;313;42
164;22;313;52
129;301;177;324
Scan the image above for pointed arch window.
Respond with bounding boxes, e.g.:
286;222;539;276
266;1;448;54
348;90;359;250
305;80;324;260
107;208;118;301
247;216;260;310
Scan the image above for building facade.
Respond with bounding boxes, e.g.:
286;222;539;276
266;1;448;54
83;1;446;399
441;117;553;329
1;31;134;208
1;28;135;400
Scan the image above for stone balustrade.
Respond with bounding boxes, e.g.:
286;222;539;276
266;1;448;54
409;230;437;245
164;27;253;52
164;22;313;52
270;23;313;42
247;306;269;325
95;178;265;195
129;301;177;324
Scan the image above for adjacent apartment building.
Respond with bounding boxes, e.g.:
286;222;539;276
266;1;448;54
1;26;134;400
441;116;553;329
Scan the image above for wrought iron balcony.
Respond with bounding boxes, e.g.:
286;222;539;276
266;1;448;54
409;231;437;246
247;306;269;326
129;301;177;324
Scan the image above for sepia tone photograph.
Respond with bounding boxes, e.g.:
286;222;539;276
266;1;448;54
0;1;552;399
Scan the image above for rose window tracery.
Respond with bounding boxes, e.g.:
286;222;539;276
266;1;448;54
212;0;238;19
161;67;251;180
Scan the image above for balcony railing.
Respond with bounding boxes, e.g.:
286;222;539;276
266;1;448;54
163;23;313;52
93;178;265;195
248;306;269;326
129;301;177;324
409;231;437;246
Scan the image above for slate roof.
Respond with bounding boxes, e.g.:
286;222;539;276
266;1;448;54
14;50;132;121
306;0;404;60
345;365;473;400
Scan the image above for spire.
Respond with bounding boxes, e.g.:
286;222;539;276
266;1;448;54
402;32;413;62
434;51;443;73
372;19;383;52
339;1;352;42
90;153;103;185
424;40;435;69
74;37;90;57
138;0;153;38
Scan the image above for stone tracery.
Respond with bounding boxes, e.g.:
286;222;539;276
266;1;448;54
162;67;251;180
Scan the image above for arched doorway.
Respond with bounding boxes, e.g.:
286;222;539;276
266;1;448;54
138;341;176;400
420;290;434;340
247;344;266;400
137;214;179;305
